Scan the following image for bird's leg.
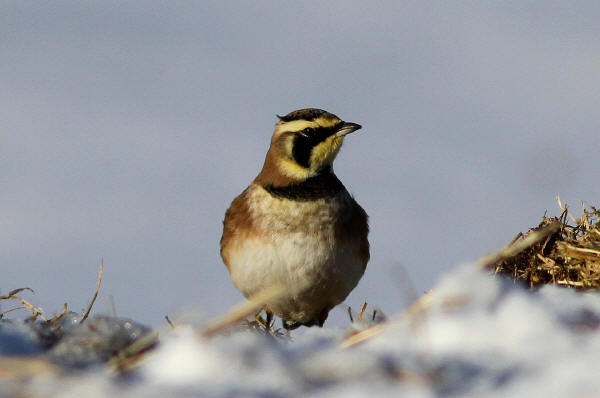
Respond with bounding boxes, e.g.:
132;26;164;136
265;310;273;330
254;309;275;335
254;311;266;327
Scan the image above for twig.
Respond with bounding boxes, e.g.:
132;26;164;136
81;260;104;323
358;302;368;321
49;303;69;323
340;292;434;349
0;288;46;321
201;284;285;338
109;331;159;373
0;306;27;319
477;221;561;269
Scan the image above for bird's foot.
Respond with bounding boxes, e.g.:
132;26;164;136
254;310;276;333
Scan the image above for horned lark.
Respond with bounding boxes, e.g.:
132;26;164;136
220;108;369;329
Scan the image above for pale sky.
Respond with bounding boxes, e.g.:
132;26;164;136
3;2;599;326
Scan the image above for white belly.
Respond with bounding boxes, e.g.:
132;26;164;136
228;232;364;322
226;184;365;322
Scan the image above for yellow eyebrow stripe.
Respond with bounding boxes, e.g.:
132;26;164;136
278;117;341;132
278;120;319;132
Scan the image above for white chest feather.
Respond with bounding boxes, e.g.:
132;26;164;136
226;184;364;322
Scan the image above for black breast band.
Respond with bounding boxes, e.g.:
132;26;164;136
263;172;345;201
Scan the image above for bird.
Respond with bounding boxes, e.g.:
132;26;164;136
220;108;369;330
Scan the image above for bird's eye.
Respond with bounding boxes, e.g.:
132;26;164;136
302;127;314;135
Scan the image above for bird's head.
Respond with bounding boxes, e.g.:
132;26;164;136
259;108;361;183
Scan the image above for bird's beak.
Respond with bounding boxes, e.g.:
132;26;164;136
335;122;362;137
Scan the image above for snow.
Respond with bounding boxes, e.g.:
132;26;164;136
3;264;600;397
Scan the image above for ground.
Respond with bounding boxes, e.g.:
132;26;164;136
2;263;600;397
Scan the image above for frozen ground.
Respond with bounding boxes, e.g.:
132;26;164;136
2;264;600;397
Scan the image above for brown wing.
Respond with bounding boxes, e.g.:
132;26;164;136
220;187;255;271
337;196;370;271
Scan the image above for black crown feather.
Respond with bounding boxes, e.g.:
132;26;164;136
277;108;339;122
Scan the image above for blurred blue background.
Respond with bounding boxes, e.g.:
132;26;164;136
3;2;599;326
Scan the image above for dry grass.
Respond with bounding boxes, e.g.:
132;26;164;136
200;284;286;338
483;199;600;289
0;288;46;321
0;262;159;378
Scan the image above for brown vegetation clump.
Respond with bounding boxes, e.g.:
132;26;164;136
485;201;600;289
